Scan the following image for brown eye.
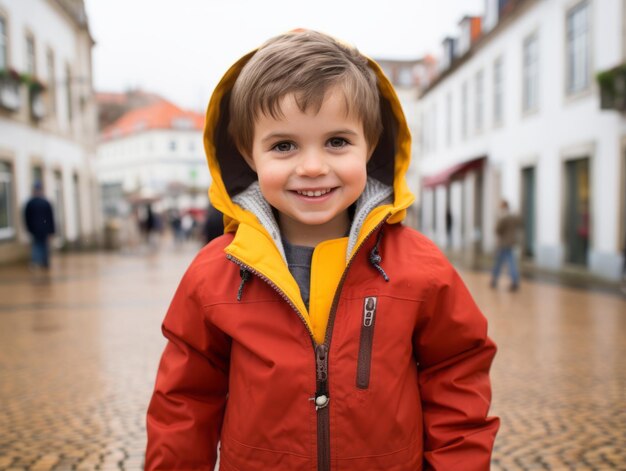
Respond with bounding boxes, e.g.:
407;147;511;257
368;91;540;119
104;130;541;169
274;142;296;152
328;137;348;148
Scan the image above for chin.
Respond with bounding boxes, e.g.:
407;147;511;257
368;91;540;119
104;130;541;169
291;214;339;227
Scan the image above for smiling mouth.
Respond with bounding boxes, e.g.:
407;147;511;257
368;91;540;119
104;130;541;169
294;188;334;197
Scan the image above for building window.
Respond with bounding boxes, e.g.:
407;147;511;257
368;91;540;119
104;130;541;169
493;56;504;125
0;16;7;70
25;33;36;75
66;64;72;122
446;92;452;147
461;81;469;139
522;32;539;113
0;161;15;240
47;49;56;117
475;69;484;132
566;1;590;95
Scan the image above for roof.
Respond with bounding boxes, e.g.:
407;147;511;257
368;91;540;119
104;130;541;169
96;90;164;107
420;0;533;98
52;0;94;43
100;100;205;141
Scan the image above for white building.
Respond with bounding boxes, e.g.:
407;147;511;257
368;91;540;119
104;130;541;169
374;57;438;228
0;0;101;263
96;98;210;216
419;0;626;280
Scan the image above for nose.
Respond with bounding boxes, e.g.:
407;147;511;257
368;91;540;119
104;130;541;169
296;150;329;177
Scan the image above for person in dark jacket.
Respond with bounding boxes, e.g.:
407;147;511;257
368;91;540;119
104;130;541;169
24;181;55;269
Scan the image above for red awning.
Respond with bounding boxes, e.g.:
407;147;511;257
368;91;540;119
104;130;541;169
422;156;486;188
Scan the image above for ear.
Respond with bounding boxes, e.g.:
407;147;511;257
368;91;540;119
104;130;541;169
366;136;379;162
366;143;377;162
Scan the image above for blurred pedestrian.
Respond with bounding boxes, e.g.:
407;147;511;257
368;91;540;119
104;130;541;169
24;181;55;270
169;209;184;245
181;212;194;240
202;203;224;244
140;204;161;251
445;206;453;248
490;199;523;291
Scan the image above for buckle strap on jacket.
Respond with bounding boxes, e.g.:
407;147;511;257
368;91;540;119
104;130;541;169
369;228;389;282
237;267;250;301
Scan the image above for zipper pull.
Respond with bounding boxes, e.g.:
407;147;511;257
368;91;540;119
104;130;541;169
314;344;330;410
316;344;328;382
363;297;377;327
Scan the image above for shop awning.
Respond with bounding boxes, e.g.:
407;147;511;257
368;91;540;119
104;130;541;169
421;156;486;188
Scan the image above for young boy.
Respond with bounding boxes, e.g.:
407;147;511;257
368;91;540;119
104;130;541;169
146;30;499;470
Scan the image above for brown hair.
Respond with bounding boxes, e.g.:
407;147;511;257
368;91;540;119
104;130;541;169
228;30;382;157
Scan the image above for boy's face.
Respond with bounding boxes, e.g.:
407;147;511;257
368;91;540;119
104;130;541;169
245;86;369;242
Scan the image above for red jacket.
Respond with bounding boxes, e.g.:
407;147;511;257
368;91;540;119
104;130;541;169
146;224;498;470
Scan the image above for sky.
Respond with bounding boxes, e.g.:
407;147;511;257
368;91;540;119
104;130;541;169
84;0;483;112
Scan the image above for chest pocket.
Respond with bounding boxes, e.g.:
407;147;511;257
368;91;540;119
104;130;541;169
356;296;378;389
347;292;422;392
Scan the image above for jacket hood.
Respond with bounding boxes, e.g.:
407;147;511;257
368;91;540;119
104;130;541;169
203;45;414;238
201;35;416;338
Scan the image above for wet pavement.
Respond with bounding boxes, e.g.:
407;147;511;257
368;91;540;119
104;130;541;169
0;243;624;470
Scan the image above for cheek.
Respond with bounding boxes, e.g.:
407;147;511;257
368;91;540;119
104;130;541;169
355;170;368;194
256;163;288;193
342;160;368;188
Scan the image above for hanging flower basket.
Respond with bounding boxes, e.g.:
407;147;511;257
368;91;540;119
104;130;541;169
0;68;21;111
597;64;626;111
19;73;47;120
19;73;47;94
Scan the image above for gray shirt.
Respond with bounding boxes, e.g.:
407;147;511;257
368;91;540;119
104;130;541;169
282;239;314;310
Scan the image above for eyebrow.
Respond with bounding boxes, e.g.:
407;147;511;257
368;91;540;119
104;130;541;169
260;129;360;144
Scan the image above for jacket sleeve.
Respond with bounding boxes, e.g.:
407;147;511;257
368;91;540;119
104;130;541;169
145;269;231;470
414;259;499;470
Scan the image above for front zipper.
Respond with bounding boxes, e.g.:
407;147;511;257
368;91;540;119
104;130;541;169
356;296;378;389
226;214;390;471
315;215;390;471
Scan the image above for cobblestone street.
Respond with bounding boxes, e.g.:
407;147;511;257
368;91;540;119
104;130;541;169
0;244;624;470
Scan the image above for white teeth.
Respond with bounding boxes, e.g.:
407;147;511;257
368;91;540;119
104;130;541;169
296;188;331;197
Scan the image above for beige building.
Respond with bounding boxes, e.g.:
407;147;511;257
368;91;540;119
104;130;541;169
0;0;101;263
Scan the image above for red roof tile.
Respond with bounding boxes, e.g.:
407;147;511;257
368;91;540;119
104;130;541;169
100;99;205;140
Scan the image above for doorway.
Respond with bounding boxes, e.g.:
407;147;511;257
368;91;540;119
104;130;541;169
73;173;81;240
521;166;536;257
564;158;590;265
